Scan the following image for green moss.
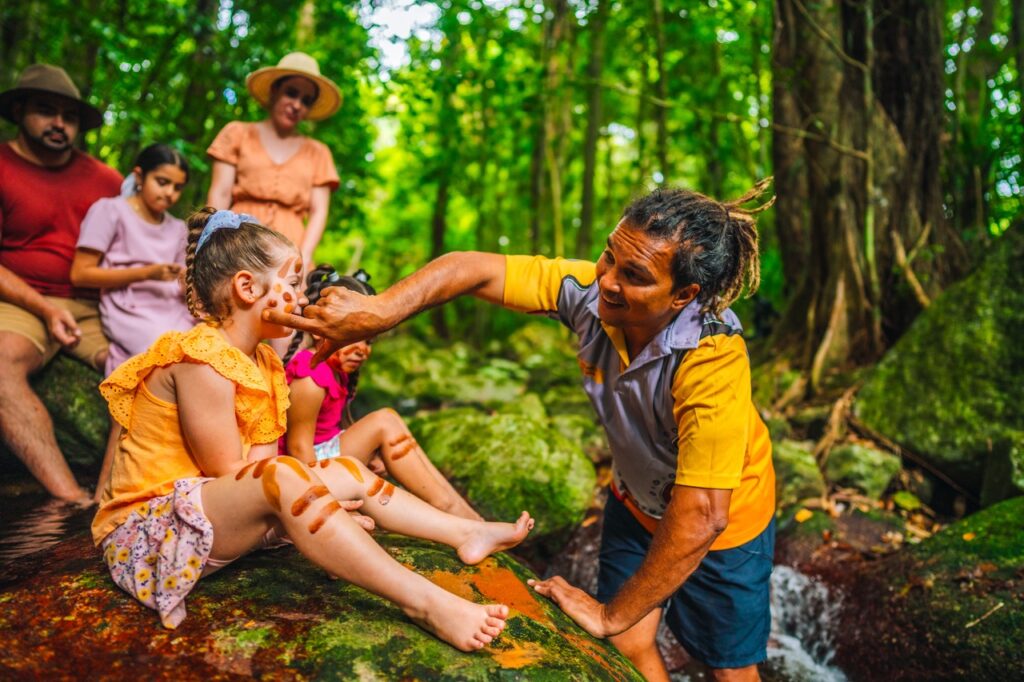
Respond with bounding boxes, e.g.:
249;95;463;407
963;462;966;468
497;393;548;421
824;443;901;499
539;385;596;420
855;230;1024;500
772;439;825;514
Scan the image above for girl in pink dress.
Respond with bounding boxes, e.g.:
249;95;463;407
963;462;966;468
280;267;481;521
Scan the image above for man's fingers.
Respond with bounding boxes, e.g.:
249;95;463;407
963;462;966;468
310;338;342;366
263;308;322;333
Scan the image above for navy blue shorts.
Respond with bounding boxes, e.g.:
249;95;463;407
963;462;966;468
596;493;774;669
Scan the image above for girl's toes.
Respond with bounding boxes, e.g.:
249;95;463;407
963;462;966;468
485;616;505;629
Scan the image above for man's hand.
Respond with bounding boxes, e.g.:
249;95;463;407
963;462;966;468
43;305;81;347
528;576;618;638
263;286;392;364
147;263;183;282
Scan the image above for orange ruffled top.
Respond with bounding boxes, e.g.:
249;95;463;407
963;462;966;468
91;324;289;545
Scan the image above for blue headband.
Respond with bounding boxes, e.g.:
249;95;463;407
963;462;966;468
196;210;256;252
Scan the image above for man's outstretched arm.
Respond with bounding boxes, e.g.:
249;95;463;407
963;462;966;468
264;251;506;362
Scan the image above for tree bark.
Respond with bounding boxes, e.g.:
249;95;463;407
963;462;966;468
577;0;609;259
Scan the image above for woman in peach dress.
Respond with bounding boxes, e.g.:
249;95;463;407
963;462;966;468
206;52;340;268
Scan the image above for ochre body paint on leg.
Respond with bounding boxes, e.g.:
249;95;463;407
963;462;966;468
389;438;418;462
235;462;258;480
309;500;342;534
261;463;282;511
379;482;395;506
252;458;274;478
291;485;330;516
276;456;311;482
366;478;384;497
337;458;365;483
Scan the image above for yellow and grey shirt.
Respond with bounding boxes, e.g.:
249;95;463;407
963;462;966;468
503;255;774;550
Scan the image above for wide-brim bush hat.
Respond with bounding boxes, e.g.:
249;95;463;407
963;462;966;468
245;52;341;121
0;64;104;131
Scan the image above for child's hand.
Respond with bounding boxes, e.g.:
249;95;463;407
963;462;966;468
147;263;183;282
340;499;375;532
367;455;386;476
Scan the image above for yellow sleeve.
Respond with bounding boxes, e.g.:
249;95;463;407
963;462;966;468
672;334;752;489
502;255;597;313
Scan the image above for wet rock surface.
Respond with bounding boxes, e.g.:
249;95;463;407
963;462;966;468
0;528;642;681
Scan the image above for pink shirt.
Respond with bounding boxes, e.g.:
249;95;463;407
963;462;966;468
76;196;196;375
279;349;351;455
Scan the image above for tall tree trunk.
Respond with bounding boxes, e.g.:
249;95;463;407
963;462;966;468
651;0;669;182
542;0;571;257
577;0;609;260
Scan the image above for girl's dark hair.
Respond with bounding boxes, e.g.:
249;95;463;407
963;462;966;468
184;207;295;323
620;177;774;317
134;143;189;182
283;267;376;366
271;75;320;104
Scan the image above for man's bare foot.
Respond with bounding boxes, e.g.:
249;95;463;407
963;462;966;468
410;592;509;651
456;511;534;565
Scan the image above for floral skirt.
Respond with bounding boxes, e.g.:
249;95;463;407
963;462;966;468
101;477;214;629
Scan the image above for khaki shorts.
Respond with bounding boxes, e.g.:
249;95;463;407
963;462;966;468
0;296;108;370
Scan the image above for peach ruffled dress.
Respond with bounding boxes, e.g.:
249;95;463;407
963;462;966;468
206;121;339;246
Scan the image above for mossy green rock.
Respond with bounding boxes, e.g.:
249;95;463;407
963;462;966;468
824;443;901;499
505;320;582;393
773;439;826;514
0;355;106;473
0;531;642;680
854;230;1024;502
410;410;596;547
497;392;549;421
837;496;1024;679
360;335;528;413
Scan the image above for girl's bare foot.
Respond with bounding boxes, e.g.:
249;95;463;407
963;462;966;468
456;511;534;565
410;593;509;651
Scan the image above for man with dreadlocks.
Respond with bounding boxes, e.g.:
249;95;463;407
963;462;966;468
267;180;777;681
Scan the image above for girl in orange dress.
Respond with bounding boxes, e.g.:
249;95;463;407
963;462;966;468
92;208;533;650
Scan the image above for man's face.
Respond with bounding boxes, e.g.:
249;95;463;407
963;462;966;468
17;93;81;152
594;220;698;333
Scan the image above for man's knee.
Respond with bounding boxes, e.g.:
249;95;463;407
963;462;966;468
0;332;45;378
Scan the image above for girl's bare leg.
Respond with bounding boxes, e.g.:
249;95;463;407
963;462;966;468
338;408;483;520
94;422;121;502
305;456;532;565
200;456;509;651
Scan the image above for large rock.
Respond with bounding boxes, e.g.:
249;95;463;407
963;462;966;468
410;410;596;549
835;496;1024;680
855;230;1024;504
505;320;581;393
824;443;901;499
0;355;106;474
0;531;642;680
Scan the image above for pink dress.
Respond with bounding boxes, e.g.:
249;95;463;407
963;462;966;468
77;196;196;375
279;349;351;459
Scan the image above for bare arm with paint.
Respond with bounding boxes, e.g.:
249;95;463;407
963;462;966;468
284;376;325;464
174;361;247;477
529;485;730;638
264;251;507;363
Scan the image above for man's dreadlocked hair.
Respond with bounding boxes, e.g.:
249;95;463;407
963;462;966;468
284;267;377;400
620;178;775;318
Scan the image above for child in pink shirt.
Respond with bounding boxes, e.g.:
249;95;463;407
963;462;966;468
281;268;481;520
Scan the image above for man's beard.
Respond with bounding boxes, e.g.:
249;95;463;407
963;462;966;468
21;125;72;154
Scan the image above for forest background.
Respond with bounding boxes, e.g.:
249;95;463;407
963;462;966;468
1;0;1021;390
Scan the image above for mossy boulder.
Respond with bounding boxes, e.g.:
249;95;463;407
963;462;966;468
497;393;548;421
824;443;901;499
854;230;1024;503
773;439;826;514
0;531;642;680
505;320;581;394
0;355;107;474
540;385;595;421
836;496;1024;680
410;410;596;549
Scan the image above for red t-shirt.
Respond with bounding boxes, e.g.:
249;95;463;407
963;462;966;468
0;142;122;298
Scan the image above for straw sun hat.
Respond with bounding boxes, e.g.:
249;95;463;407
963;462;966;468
245;52;341;121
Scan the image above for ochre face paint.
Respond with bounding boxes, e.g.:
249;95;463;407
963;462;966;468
273;283;282;293
253;458;273;478
294;262;302;274
378;482;395;506
261;463;281;512
235;462;258;480
283;303;295;314
366;478;384;497
267;298;279;308
309;500;342;534
337;458;364;483
291;485;329;516
283;292;293;302
276;456;311;482
277;257;296;278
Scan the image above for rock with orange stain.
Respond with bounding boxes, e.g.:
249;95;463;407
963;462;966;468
0;530;642;681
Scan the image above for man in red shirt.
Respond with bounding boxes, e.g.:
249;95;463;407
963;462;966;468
0;64;122;503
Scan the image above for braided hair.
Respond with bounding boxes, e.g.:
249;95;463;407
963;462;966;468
620;177;774;318
184;207;294;324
